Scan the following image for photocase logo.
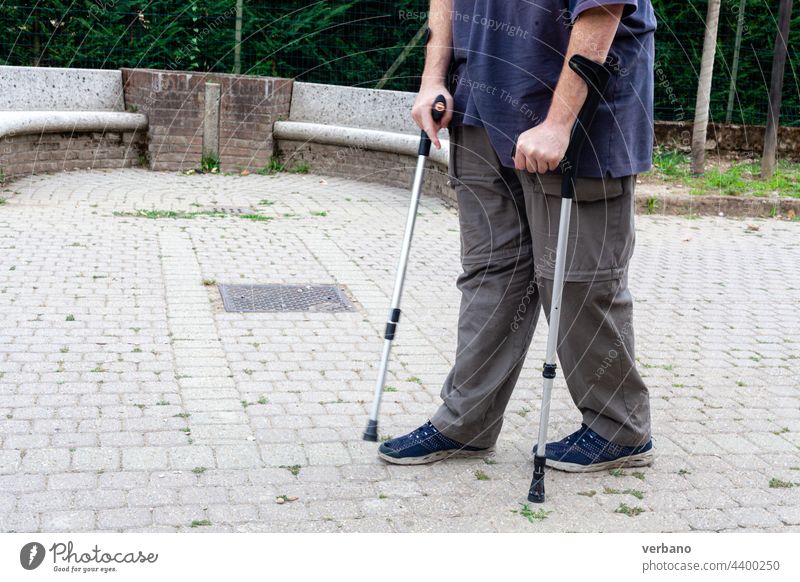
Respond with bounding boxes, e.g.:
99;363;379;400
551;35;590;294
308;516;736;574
20;542;46;570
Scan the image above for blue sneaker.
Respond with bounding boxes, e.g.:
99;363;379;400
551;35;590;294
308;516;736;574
378;421;493;465
532;424;653;472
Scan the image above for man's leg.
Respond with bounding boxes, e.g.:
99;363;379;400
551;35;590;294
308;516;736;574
429;125;541;449
521;173;651;448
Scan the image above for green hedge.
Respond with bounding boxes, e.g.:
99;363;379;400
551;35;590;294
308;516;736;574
0;1;796;125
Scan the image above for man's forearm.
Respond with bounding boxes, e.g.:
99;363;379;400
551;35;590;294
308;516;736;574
420;0;453;86
546;5;623;129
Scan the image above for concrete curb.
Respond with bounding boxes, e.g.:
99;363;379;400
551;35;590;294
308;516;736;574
635;192;800;218
273;121;449;167
0;111;148;139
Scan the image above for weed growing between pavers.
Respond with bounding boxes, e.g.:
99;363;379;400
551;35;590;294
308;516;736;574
115;209;276;222
514;504;551;523
615;503;645;517
768;478;795;489
577;490;597;497
281;465;302;476
604;486;645;500
474;470;490;481
190;519;211;528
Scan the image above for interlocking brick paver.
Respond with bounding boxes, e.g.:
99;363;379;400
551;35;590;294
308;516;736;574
0;169;797;532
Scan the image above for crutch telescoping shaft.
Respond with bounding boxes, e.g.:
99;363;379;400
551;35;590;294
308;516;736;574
363;95;448;442
521;54;613;502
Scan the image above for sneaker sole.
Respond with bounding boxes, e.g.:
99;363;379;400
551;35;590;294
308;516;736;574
545;449;654;473
378;447;494;465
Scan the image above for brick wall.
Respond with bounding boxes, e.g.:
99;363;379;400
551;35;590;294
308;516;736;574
276;140;455;206
0;131;145;180
122;69;292;173
655;121;800;160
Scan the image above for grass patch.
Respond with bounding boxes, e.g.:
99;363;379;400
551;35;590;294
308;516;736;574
645;195;658;215
649;147;690;179
281;464;302;476
200;150;220;174
474;469;490;481
632;471;646;481
0;198;6;206
291;162;310;174
516;407;530;418
192;466;207;475
690;160;800;198
646;151;800;198
615;503;645;517
189;519;212;528
383;386;398;393
239;214;273;222
608;468;626;477
604;486;645;500
257;396;269;405
202;279;216;286
115;209;227;220
258;157;285;175
577;490;597;497
768;478;795;489
483;457;497;465
514;503;551;523
65;314;75;322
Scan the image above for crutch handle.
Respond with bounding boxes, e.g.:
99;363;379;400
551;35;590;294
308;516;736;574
419;95;448;156
559;55;613;198
431;94;447;122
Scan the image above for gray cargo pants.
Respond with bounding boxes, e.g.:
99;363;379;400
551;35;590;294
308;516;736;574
430;125;651;449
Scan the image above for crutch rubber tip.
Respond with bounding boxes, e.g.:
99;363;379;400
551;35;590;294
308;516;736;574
528;455;547;503
363;420;379;442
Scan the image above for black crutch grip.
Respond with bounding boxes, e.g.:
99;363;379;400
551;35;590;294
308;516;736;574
419;95;447;156
560;54;613;198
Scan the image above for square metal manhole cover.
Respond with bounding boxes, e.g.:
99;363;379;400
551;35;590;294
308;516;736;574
218;284;355;313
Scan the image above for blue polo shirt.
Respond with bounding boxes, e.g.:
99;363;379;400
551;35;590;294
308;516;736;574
449;0;656;178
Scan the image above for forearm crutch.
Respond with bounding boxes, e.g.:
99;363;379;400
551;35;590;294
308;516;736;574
525;55;613;502
363;95;447;442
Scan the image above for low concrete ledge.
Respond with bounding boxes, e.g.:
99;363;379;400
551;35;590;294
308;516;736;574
273;120;449;167
0;111;148;139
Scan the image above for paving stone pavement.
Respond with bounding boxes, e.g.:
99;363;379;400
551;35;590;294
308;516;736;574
0;169;798;533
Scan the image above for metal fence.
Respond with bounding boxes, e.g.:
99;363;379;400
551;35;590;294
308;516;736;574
0;1;797;126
